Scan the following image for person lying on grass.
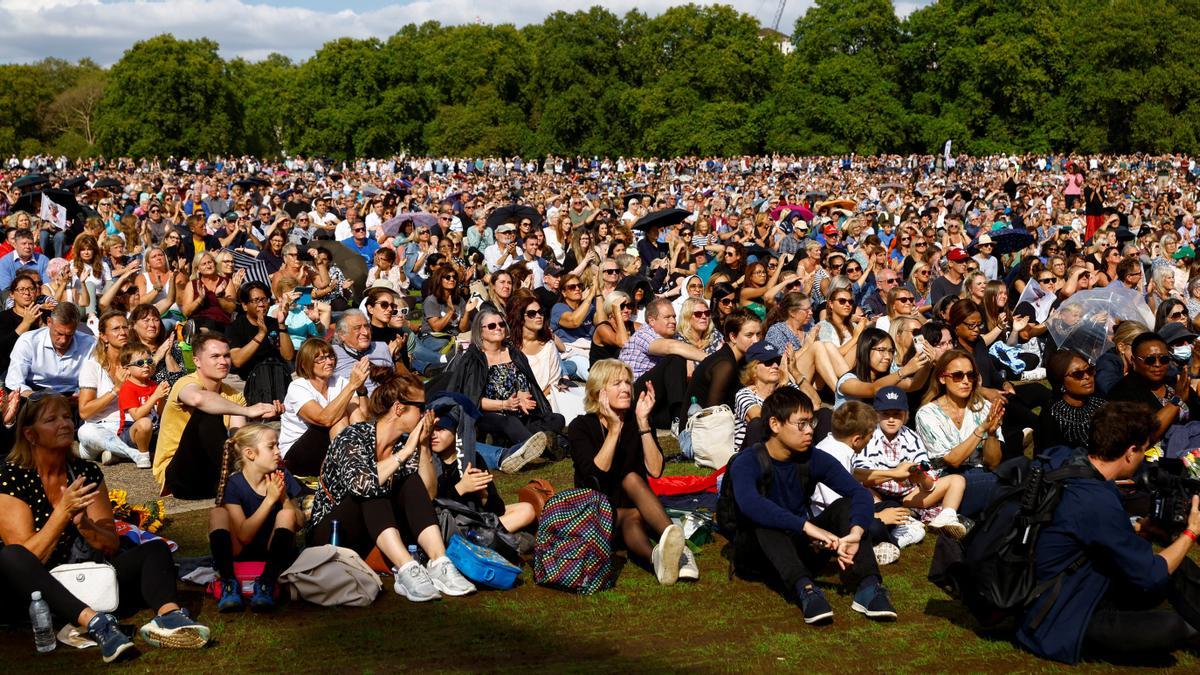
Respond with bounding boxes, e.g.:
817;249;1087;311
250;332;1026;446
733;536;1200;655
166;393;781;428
853;386;969;541
566;359;698;585
209;423;304;613
729;386;897;625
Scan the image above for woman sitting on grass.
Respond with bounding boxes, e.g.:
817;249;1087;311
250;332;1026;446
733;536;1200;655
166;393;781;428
209;423;304;613
566;359;697;585
0;394;210;663
307;370;477;602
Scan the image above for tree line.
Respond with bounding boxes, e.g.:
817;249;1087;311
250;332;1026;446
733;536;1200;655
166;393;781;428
7;0;1200;160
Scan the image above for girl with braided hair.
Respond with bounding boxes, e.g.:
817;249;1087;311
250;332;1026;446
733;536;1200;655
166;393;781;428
207;423;304;613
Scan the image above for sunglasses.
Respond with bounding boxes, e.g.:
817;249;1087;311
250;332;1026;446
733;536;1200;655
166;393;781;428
618;301;630;310
602;268;619;275
524;308;544;318
373;301;395;311
845;266;862;273
915;242;928;248
759;357;782;367
942;370;977;382
1170;310;1188;320
1136;354;1172;366
1065;365;1096;380
692;309;711;319
127;358;154;368
564;283;582;291
484;320;507;331
895;296;914;304
353;227;366;233
398;397;426;411
1038;276;1058;284
717;297;734;306
832;297;852;305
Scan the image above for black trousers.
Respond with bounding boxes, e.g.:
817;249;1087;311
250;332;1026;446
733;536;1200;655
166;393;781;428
477;412;533;447
164;409;230;499
283;423;331;477
1083;558;1200;659
634;355;688;430
748;497;880;590
0;540;177;623
308;473;438;563
1000;383;1052;461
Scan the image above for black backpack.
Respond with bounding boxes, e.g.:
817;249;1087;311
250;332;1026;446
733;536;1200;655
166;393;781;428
931;454;1096;629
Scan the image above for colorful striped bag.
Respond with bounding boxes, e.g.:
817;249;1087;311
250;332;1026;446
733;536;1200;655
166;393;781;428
532;488;615;594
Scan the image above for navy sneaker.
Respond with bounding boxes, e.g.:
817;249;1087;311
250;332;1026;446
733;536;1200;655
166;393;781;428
139;608;211;649
852;583;898;621
87;612;135;663
250;579;276;613
216;579;244;613
798;585;833;625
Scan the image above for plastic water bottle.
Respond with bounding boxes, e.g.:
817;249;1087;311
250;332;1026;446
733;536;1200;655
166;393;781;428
407;544;426;566
688;396;702;419
330;520;340;547
30;591;55;653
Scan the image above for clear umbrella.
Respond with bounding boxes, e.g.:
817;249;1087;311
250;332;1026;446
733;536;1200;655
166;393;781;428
1045;285;1154;364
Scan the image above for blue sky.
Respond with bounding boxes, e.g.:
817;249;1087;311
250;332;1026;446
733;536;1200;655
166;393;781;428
1;1;928;65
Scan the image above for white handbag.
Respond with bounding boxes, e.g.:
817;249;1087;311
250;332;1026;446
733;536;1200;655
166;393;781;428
684;404;737;469
50;562;119;613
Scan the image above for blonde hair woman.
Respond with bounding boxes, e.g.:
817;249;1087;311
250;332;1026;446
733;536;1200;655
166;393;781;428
678;296;722;354
568;360;695;584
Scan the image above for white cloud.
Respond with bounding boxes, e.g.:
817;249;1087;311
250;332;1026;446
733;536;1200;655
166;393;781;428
0;0;929;65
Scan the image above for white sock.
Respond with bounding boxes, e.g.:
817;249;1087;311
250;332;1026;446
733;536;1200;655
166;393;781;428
942;507;958;518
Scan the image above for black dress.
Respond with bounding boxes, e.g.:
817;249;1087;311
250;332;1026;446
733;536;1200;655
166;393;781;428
1034;396;1107;452
567;411;662;509
685;344;741;409
589;320;633;365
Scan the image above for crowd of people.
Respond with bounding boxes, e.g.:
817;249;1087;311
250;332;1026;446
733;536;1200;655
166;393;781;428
4;152;1200;663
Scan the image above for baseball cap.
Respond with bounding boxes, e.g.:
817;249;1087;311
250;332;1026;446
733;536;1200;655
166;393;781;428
947;247;970;263
873;386;907;412
1159;323;1198;346
745;341;781;364
822;223;839;236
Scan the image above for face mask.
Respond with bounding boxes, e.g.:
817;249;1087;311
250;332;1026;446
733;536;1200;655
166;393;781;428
1174;345;1193;362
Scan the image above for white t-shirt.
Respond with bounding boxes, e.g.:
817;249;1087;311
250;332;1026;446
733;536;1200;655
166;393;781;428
279;376;349;453
79;358;121;426
811;435;857;517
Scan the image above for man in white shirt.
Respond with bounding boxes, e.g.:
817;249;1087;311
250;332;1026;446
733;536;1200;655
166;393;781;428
309;194;340;239
484;223;520;272
4;303;95;423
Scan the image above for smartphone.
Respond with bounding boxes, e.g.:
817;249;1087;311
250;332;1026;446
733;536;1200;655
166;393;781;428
295;286;313;307
34;295;48;305
913;334;927;352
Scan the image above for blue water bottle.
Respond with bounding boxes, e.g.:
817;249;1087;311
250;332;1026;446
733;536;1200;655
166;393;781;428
330;519;340;547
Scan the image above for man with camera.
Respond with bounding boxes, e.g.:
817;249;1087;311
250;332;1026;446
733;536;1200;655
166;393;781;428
1018;401;1200;664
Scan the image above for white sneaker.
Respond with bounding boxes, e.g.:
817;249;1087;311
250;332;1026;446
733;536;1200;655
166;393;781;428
893;521;926;549
678;547;699;581
393;561;441;602
651;524;685;585
100;450;120;465
426;557;476;597
929;510;967;540
873;542;901;565
499;432;548;473
134;452;153;469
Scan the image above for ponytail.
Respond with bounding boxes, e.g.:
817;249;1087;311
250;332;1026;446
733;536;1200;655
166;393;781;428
214;438;238;506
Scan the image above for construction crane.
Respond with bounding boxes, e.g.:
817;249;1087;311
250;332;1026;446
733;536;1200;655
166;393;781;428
771;0;788;32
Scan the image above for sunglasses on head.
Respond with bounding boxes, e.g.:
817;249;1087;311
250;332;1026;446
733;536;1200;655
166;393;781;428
484;320;507;331
1137;354;1172;366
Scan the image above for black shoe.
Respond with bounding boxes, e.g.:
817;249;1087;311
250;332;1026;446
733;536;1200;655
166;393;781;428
799;585;833;624
852;583;898;621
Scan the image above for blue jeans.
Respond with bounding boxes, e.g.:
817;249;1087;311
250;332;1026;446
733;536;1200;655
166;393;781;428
953;467;998;519
475;442;511;471
413;333;450;373
39;229;65;259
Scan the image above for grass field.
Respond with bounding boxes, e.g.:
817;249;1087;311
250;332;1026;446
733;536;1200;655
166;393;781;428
3;454;1197;673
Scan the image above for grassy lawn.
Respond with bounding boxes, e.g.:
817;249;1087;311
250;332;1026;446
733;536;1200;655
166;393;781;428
3;454;1196;673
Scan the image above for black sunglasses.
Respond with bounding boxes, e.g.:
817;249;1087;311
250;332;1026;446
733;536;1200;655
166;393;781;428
524;308;544;318
1137;354;1172;366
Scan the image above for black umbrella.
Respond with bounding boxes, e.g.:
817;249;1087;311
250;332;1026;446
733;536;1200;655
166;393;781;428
632;208;691;232
308;241;367;299
93;177;122;191
14;188;84;220
623;191;651;206
982;227;1036;255
60;176;87;193
804;191;827;201
233;177;270;190
13;174;49;190
486;204;542;229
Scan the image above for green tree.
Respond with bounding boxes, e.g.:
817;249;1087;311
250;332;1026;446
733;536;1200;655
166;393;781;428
96;35;242;156
229;53;297;157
